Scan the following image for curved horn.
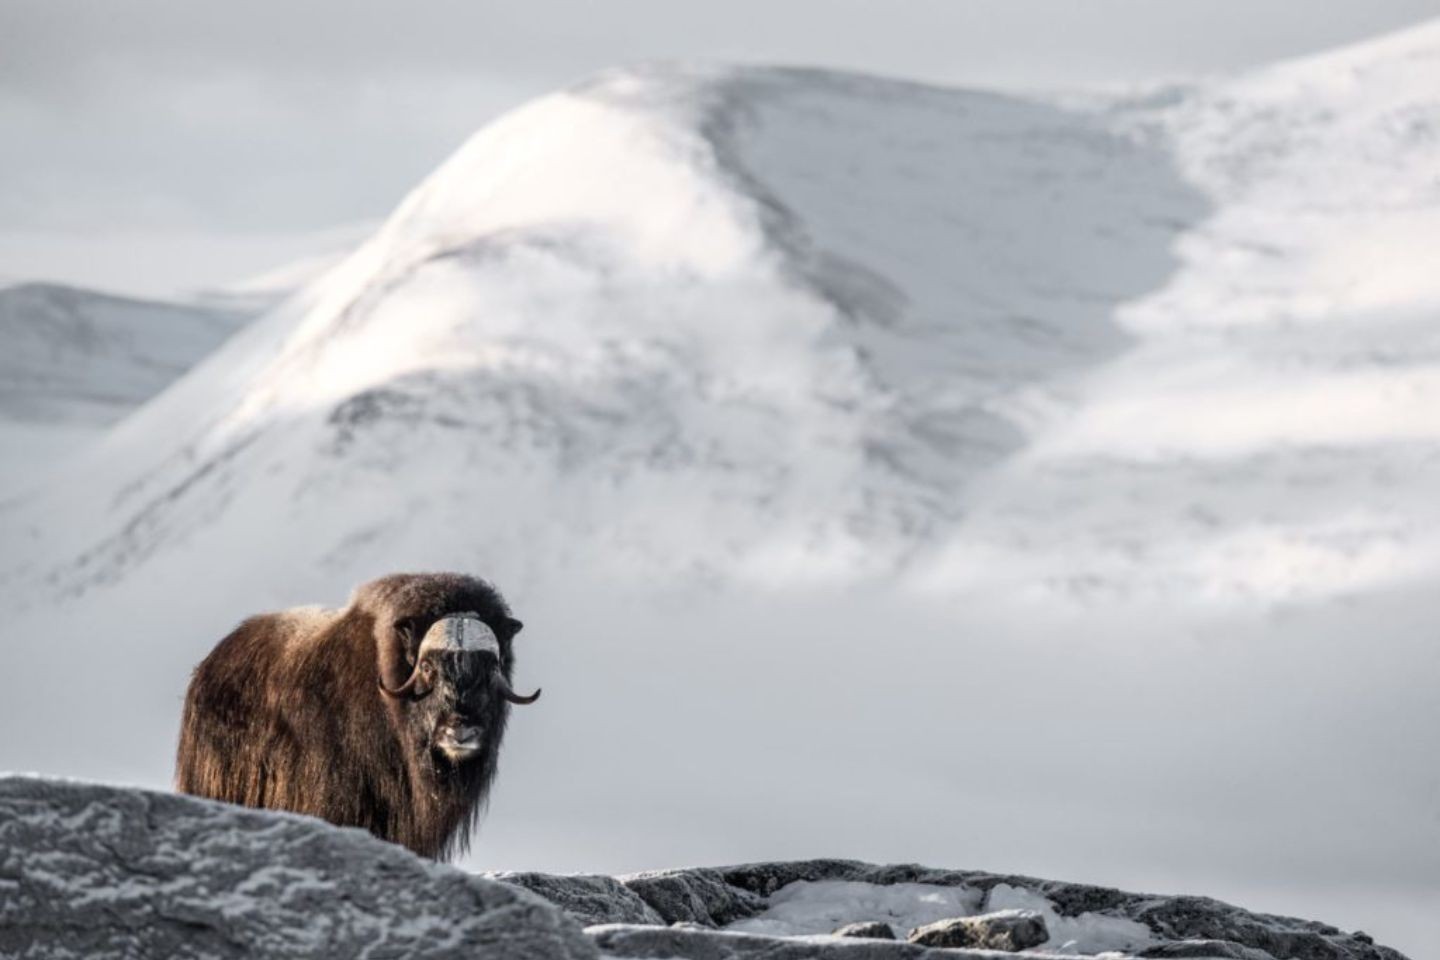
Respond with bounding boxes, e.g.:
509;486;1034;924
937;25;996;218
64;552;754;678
377;618;434;701
377;615;423;700
378;657;435;700
495;673;541;705
378;672;423;699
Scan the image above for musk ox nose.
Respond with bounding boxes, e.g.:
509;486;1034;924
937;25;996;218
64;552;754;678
441;720;481;745
435;719;484;762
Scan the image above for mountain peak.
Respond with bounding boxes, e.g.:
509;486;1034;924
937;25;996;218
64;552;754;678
0;62;1206;601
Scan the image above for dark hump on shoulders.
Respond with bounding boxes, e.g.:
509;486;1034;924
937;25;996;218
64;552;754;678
348;572;511;624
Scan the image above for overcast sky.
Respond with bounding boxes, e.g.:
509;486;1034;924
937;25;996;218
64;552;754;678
2;0;1438;298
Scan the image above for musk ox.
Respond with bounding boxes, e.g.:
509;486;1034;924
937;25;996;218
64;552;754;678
175;572;539;860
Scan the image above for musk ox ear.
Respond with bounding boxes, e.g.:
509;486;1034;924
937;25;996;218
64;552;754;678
500;617;523;640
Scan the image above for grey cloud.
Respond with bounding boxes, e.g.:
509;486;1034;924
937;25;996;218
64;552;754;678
2;0;1437;292
6;0;1439;91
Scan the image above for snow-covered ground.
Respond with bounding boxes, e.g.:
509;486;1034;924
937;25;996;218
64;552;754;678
1;19;1437;958
729;879;1154;955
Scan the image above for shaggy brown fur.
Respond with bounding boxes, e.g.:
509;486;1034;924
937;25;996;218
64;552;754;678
175;573;527;860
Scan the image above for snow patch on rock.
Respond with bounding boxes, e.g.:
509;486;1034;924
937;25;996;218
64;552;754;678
728;880;984;938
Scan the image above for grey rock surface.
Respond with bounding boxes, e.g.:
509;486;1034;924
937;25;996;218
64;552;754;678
908;910;1049;951
835;922;898;940
690;860;1407;960
0;777;1412;960
535;861;1409;960
0;776;596;960
488;871;665;926
588;924;1028;960
1139;941;1282;959
619;867;768;926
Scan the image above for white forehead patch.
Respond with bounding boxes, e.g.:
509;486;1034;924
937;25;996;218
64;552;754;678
417;614;500;657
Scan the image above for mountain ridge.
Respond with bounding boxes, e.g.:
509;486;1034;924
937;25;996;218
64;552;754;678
0;62;1208;599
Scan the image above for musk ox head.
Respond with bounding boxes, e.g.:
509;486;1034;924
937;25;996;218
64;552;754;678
379;613;539;763
365;574;539;769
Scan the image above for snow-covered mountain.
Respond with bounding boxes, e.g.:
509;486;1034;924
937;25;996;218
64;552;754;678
2;20;1438;957
0;282;247;495
0;66;1207;596
6;29;1438;603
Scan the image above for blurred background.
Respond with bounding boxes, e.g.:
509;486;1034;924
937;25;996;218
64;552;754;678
2;2;1438;955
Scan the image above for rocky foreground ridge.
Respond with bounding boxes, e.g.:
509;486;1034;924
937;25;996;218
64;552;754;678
0;777;1409;960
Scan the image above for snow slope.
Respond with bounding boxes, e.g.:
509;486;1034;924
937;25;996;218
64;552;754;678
0;282;247;495
2;21;1438;957
0;66;1200;597
933;19;1440;604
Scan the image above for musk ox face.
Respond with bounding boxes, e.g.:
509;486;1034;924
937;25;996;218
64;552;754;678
379;613;539;765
